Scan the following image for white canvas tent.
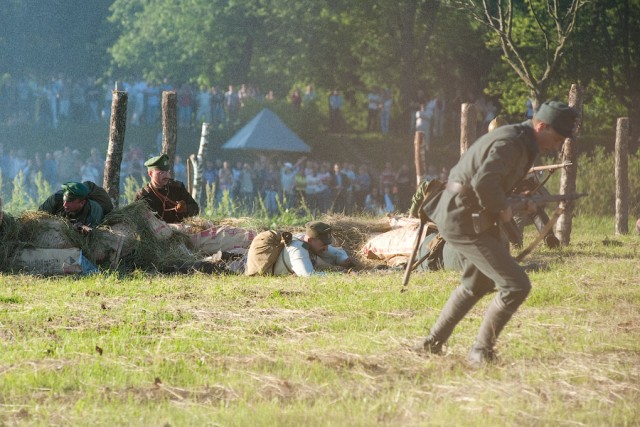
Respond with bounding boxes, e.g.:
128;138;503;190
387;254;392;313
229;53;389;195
221;108;311;153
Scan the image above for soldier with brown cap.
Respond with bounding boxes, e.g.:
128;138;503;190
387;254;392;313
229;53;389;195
268;221;353;276
413;100;578;368
135;154;199;223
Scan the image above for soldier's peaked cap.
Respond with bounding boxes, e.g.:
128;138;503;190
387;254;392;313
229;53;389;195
534;100;579;138
62;182;90;200
144;154;170;171
305;221;332;245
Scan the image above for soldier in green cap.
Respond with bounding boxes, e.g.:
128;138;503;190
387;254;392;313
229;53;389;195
135;153;199;223
412;100;578;368
39;181;105;233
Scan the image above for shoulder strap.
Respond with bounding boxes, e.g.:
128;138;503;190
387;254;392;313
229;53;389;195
276;246;295;275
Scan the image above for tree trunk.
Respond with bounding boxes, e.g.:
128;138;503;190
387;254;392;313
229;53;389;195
615;117;629;235
556;84;583;245
103;90;127;208
460;103;476;155
161;91;178;175
192;122;210;203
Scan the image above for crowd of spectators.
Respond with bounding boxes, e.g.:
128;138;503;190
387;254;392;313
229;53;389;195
0;75;403;134
0;74;471;216
0;75;322;131
0;139;452;217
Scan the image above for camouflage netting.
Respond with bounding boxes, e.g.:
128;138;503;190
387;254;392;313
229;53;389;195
0;202;199;273
321;214;394;269
0;204;397;274
89;201;198;272
0;211;84;271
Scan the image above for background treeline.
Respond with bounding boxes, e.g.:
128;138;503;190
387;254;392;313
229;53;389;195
0;0;639;219
1;0;638;141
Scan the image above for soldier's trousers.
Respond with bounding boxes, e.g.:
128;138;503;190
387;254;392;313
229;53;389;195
440;224;531;312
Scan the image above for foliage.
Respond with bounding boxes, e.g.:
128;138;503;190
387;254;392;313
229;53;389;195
122;175;143;206
0;0;114;78
32;171;52;207
6;171;35;214
545;147;640;217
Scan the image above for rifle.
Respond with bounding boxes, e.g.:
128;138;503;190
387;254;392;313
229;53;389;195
527;162;572;174
472;192;587;234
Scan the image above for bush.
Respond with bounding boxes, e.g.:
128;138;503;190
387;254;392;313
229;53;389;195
546;146;640;217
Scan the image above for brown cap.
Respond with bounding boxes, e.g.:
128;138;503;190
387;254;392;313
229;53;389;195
305;221;332;245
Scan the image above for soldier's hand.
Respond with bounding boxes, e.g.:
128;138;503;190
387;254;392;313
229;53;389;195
498;205;513;223
73;222;91;235
339;257;355;269
523;199;537;214
418;205;429;223
175;200;187;213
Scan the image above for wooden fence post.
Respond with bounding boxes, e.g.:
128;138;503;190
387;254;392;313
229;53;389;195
615;117;629;235
161;91;178;175
556;84;584;245
103;89;127;208
460;103;476;155
413;131;424;186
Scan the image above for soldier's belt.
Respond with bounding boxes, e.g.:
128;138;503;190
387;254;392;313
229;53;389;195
446;181;472;196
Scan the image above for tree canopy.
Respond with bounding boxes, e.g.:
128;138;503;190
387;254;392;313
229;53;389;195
0;0;637;139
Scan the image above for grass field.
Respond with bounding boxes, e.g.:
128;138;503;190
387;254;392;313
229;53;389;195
1;216;639;426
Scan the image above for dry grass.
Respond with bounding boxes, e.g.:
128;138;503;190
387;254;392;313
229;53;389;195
0;216;639;425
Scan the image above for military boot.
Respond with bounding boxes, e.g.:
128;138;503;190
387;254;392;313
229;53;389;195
467;296;515;368
413;285;481;354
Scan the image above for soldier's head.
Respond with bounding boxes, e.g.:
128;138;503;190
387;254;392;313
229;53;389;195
533;101;579;153
144;154;171;187
62;182;89;215
305;221;332;255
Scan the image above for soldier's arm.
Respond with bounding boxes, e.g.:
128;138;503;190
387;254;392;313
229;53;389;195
471;141;526;213
284;244;316;277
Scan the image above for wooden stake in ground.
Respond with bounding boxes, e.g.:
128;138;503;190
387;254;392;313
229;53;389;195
460;103;476;155
103;89;128;208
413;131;424;186
615;117;629;235
161;91;178;175
556;84;583;245
191;122;210;201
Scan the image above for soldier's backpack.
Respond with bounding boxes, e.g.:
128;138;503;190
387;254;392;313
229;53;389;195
83;181;114;215
245;230;293;276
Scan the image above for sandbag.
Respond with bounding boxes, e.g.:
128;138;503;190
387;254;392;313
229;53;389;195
245;230;292;276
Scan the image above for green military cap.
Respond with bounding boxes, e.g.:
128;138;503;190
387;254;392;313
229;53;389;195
62;182;90;201
305;220;332;245
534;100;579;138
144;154;170;171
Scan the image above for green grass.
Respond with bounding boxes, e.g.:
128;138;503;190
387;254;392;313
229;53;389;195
1;215;639;426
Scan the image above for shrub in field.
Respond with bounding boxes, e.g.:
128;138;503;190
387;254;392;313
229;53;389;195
6;171;35;214
122;175;143;205
545;147;640;217
32;171;52;206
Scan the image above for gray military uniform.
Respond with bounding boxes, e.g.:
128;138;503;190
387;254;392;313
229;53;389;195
424;121;537;306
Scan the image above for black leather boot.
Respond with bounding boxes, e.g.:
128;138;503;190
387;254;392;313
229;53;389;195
414;286;481;354
468;296;515;368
